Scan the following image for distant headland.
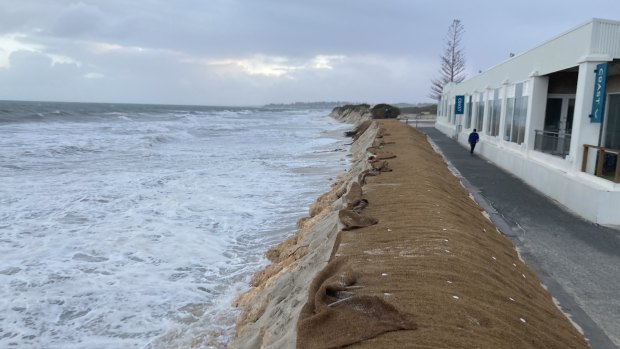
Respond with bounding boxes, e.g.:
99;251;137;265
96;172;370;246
262;101;437;115
262;101;351;109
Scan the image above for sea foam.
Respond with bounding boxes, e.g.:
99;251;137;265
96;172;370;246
0;102;349;348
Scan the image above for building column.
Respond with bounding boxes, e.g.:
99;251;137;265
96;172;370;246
524;75;549;151
569;60;607;172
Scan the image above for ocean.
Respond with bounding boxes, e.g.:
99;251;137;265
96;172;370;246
0;101;351;348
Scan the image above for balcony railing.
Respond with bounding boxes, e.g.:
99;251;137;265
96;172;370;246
534;129;571;157
581;145;620;183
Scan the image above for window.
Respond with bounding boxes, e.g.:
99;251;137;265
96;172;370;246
513;86;528;144
440;97;448;117
450;101;456;125
438;97;443;116
504;82;529;144
487;88;501;136
465;95;472;129
437;97;442;116
476;92;485;131
504;92;515;140
472;98;478;129
605;94;620;150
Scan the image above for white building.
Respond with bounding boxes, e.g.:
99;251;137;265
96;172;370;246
435;18;620;226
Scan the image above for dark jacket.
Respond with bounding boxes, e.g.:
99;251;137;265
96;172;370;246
468;131;479;144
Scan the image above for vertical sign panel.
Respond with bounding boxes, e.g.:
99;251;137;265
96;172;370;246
455;95;465;115
591;62;608;123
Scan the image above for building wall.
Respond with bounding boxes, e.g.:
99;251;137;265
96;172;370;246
444;19;620;97
435;18;620;226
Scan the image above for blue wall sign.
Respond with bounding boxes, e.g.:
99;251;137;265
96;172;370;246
591;62;608;123
455;95;465;115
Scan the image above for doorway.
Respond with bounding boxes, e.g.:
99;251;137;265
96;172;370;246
536;95;575;156
544;95;575;133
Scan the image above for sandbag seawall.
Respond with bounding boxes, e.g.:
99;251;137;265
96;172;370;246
295;120;589;349
227;120;379;348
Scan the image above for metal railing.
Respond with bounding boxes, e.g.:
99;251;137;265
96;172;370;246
581;145;620;183
534;129;571;157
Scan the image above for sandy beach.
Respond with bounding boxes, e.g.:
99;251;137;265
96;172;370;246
226;110;589;348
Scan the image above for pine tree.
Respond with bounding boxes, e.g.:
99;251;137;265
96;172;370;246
429;19;466;101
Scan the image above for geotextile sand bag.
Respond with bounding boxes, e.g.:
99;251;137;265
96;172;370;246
297;258;416;349
338;209;378;230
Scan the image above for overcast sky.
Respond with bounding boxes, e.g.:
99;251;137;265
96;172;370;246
1;0;619;106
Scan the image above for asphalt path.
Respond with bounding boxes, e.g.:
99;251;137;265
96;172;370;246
420;127;620;349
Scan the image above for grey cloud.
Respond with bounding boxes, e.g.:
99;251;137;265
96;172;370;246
0;50;83;100
2;0;620;105
3;0;434;57
52;2;106;37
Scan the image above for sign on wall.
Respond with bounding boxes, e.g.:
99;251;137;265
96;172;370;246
455;95;465;115
591;62;608;123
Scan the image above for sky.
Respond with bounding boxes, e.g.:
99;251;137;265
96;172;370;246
1;0;620;106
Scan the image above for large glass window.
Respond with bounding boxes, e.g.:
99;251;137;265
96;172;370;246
504;86;515;141
504;82;528;144
438;97;444;117
472;99;479;130
514;93;528;144
487;88;501;136
465;95;472;129
438;97;443;116
476;92;485;131
449;102;455;124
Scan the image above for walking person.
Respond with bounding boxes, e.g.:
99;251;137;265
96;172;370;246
468;129;479;155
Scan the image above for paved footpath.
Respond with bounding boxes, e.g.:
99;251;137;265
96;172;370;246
421;127;620;349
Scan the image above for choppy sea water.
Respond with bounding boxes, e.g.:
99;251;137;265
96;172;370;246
0;101;350;348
